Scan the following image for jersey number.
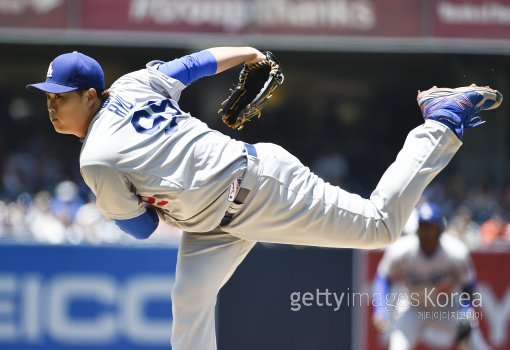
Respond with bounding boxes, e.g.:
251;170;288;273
131;99;183;135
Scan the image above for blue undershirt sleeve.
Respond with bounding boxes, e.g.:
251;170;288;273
459;281;477;311
157;50;218;85
115;207;159;239
373;273;392;318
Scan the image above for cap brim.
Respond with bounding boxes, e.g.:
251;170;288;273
26;82;78;94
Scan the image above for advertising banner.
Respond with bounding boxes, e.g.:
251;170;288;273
0;244;177;350
2;0;510;41
0;0;67;28
80;0;422;37
433;0;510;39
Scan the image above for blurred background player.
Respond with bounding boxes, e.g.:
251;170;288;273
372;202;490;350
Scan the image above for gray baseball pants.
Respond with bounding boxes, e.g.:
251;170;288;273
171;120;462;350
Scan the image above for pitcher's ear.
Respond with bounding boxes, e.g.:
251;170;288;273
86;88;98;106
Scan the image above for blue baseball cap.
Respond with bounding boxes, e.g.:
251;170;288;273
27;52;105;94
417;202;444;228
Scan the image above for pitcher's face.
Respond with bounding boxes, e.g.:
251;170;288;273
46;91;91;136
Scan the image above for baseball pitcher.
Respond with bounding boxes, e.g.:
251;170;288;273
27;47;502;350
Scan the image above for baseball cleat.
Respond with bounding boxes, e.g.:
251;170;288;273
417;84;503;139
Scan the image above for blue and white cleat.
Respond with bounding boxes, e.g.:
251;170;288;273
417;84;503;139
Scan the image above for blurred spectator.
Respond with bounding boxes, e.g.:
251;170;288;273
8;193;32;240
0;200;8;238
50;180;84;223
479;212;510;251
467;179;501;222
311;149;350;186
499;184;510;216
2;153;37;199
27;191;66;244
73;201;129;245
446;206;482;250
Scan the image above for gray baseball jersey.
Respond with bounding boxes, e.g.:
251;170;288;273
80;62;246;232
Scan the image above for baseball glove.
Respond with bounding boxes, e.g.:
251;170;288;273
219;51;284;130
454;319;472;344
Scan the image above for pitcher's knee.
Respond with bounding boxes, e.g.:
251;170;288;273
386;223;404;243
367;224;401;249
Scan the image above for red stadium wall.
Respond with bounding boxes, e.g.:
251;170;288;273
357;251;510;350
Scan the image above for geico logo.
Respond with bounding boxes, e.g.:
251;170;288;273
0;273;174;345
